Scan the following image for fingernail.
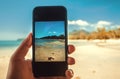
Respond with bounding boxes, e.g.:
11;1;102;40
69;69;74;76
68;57;75;65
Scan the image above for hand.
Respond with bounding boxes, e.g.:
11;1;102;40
6;33;75;79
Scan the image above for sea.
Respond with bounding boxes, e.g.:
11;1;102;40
0;40;22;48
0;39;65;49
0;40;23;56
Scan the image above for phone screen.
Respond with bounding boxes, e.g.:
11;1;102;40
35;21;65;62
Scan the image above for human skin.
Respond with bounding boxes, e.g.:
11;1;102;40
6;33;75;79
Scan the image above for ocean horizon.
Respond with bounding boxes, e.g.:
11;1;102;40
0;40;22;48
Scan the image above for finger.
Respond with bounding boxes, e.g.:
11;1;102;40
65;69;74;79
68;45;75;54
67;57;75;65
11;33;32;60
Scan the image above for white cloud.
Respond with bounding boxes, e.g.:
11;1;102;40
68;20;89;26
48;31;56;34
53;31;56;34
98;21;111;25
96;21;112;28
111;25;120;29
68;19;120;32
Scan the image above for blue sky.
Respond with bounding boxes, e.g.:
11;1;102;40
35;21;64;38
0;0;120;40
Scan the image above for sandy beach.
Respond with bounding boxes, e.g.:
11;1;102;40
0;47;16;79
35;45;65;62
0;39;120;79
35;39;65;62
69;39;120;79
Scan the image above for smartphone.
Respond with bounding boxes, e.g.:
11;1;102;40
32;6;68;77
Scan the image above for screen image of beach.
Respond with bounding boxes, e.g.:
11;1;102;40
35;21;65;62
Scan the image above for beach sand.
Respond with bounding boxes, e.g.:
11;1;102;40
0;39;120;79
0;47;16;79
35;45;65;62
69;39;120;79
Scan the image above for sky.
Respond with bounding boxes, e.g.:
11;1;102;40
0;0;120;40
35;21;64;38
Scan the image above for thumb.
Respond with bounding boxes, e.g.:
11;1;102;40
11;33;32;60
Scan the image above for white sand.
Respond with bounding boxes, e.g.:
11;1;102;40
0;47;15;79
69;39;120;79
0;39;120;79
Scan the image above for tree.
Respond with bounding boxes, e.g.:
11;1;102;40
97;27;107;42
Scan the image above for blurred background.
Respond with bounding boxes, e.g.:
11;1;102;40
0;0;120;79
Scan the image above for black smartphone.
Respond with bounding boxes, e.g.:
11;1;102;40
32;6;68;77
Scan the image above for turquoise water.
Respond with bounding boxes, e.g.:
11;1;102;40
0;39;64;48
0;40;22;48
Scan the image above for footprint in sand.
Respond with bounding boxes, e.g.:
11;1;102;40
92;70;96;74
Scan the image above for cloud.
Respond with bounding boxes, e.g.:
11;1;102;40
68;19;119;32
97;21;111;25
68;20;112;28
68;20;89;26
110;25;120;29
48;31;56;34
53;31;56;34
96;21;112;28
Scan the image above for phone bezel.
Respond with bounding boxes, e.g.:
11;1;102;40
32;6;68;77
